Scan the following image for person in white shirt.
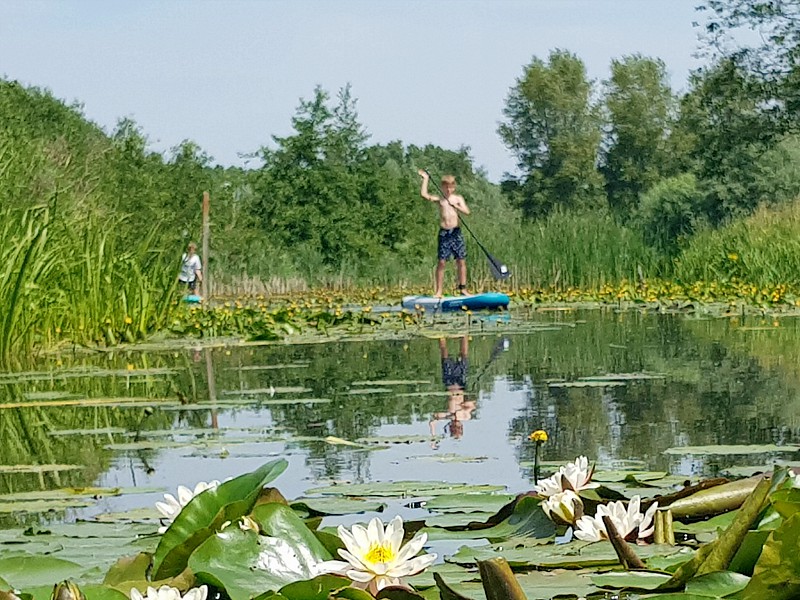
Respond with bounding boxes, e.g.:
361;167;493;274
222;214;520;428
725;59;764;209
178;242;203;293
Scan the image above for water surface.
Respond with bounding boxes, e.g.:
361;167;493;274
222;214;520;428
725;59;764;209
2;309;798;528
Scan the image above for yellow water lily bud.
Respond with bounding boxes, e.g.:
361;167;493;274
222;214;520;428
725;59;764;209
529;430;548;443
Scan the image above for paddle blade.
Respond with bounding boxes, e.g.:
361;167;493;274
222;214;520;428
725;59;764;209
486;252;511;280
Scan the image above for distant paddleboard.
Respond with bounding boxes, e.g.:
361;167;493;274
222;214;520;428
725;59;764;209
401;292;509;312
183;294;202;304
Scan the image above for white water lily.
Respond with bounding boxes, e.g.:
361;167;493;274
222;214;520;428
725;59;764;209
130;585;207;600
541;489;584;524
317;516;437;594
154;480;220;533
534;456;599;497
574;495;658;542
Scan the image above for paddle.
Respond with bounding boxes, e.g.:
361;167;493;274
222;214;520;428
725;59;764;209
424;170;511;280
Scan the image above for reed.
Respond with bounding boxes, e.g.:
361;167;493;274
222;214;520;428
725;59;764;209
675;200;800;287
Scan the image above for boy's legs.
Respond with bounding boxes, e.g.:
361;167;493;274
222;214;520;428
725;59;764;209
434;260;446;298
456;259;468;294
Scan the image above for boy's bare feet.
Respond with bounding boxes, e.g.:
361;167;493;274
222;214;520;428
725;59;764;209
433;291;443;298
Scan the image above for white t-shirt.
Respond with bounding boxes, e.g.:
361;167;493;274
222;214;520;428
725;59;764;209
179;253;202;282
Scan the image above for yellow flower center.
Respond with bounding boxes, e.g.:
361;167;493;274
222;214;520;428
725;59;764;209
364;543;395;564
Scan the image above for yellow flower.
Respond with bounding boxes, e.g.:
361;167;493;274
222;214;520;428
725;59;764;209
529;430;548;443
728;253;738;261
124;316;133;324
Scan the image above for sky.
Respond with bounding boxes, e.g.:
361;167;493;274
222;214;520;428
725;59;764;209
1;0;710;182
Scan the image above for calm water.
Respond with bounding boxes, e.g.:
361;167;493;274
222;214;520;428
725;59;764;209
1;309;799;527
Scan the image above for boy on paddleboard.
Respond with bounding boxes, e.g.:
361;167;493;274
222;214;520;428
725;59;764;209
418;170;471;297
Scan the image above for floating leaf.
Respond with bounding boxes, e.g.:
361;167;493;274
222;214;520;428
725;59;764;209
663;444;799;456
0;554;85;588
305;481;506;498
591;570;673;590
290;497;386;516
742;512;800;599
423;496;555;542
152;458;288;579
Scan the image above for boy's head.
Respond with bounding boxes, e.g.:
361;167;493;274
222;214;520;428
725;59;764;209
440;174;456;197
187;242;197;253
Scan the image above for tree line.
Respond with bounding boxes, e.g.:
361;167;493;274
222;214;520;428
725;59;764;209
1;0;799;295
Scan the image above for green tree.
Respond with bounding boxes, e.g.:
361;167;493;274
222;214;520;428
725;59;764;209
498;49;605;218
674;58;783;221
601;55;676;217
252;85;381;271
698;0;800;131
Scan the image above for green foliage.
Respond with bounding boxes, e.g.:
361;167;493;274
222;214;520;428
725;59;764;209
498;49;605;217
675;201;800;286
637;174;705;256
601;54;676;217
507;208;659;288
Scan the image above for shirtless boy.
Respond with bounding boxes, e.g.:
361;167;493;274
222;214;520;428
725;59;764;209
418;169;471;297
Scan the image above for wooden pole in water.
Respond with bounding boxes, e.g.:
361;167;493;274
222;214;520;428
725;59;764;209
201;191;210;299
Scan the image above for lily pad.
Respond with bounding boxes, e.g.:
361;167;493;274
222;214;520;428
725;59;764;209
422;494;515;514
290;497;386;516
305;481;506;498
663;444;799;456
0;554;85;588
152;458;288;579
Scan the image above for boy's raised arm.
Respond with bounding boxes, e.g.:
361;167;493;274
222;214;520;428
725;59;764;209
417;169;438;202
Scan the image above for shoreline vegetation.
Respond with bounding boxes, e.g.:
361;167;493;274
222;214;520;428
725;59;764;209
2;3;800;369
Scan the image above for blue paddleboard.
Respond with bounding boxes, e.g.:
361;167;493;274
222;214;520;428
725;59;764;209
401;292;509;311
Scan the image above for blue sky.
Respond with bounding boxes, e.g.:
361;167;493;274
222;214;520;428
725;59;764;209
1;0;708;181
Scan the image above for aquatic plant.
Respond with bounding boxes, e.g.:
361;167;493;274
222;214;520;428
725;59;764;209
533;455;599;497
130;586;207;600
318;516;437;595
154;480;221;533
573;495;658;542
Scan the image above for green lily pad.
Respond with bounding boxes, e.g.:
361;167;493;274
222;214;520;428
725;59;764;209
0;554;85;588
423;494;514;514
742;512;800;599
423;496;555;542
663;444;799;456
351;380;432;386
547;380;625;388
290;497;386;516
685;571;751;597
0;464;83;474
591;570;673;590
450;541;686;569
409;454;489;464
152;458;288;579
189;505;331;600
305;481;506;498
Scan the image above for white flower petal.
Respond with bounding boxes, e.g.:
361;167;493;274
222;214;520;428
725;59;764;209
394;531;427;564
386;552;437;578
346;569;376;583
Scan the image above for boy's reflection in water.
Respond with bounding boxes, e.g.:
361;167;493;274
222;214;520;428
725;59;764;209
429;336;476;445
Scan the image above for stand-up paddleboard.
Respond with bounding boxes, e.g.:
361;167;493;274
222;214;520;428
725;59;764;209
183;294;202;304
401;292;509;312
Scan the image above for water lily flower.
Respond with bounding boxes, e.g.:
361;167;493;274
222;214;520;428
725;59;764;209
574;496;658;542
541;489;584;525
534;456;599;497
155;480;220;533
317;516;437;594
129;586;207;600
